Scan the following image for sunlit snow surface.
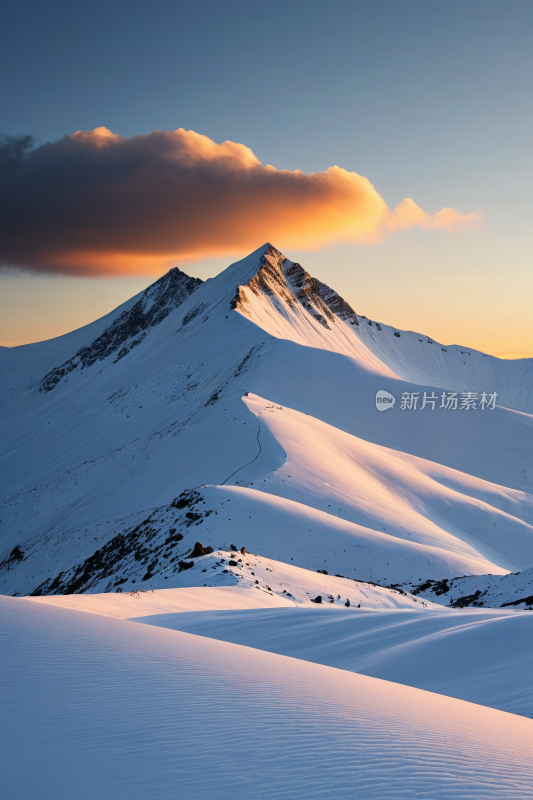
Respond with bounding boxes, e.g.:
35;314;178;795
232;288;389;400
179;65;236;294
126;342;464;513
30;580;533;718
136;604;533;718
1;244;533;597
3;596;533;800
2;245;533;797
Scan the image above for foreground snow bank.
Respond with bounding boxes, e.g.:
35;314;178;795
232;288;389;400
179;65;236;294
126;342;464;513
27;584;292;617
3;596;533;799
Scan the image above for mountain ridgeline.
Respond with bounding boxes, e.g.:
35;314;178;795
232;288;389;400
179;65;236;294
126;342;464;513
1;243;532;602
40;267;203;392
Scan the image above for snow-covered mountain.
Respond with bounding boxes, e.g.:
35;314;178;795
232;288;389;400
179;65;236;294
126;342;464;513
404;564;533;609
3;244;533;798
40;266;202;392
1;244;532;601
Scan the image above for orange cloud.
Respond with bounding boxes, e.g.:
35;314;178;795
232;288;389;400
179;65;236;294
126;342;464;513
428;206;482;232
385;197;481;234
0;128;481;276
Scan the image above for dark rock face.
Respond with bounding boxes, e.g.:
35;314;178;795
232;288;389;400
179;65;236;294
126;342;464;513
177;560;194;573
312;595;323;604
231;245;359;330
40;267;202;392
500;595;533;608
189;542;208;558
285;261;360;328
411;578;451;596
450;589;485;608
0;545;25;574
29;488;215;595
9;545;24;562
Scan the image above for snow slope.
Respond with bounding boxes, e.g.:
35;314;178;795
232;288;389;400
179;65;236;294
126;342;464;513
30;577;533;716
231;246;533;414
4;595;533;800
27;547;438;608
140;604;533;717
0;281;151;397
405;564;533;608
1;244;532;597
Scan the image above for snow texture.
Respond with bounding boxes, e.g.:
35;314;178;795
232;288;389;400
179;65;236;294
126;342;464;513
136;604;533;717
2;243;533;798
3;596;533;800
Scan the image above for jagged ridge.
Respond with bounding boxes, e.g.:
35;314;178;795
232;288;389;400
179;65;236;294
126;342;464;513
231;245;359;329
402;567;533;609
40;267;202;392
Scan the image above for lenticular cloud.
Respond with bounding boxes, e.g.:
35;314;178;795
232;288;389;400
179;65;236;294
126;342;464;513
0;127;480;276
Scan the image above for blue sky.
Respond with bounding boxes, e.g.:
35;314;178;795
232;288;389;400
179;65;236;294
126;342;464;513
1;0;531;355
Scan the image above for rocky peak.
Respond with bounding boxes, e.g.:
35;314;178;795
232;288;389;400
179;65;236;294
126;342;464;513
231;244;359;329
40;266;202;392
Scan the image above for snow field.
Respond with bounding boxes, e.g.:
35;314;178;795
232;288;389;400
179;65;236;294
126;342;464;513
140;604;533;717
3;596;533;800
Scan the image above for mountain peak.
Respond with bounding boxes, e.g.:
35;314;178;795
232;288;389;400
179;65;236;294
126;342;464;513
40;264;202;392
230;244;359;331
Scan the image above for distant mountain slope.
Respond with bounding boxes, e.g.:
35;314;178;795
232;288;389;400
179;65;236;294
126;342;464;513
404;565;533;609
25;543;438;610
0;285;147;398
355;323;533;417
40;267;202;392
1;244;532;597
231;245;533;414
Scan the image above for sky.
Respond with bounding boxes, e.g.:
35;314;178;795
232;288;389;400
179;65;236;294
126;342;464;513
0;0;531;357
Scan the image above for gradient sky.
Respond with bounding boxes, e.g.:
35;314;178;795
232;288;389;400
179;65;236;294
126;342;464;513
1;0;531;357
